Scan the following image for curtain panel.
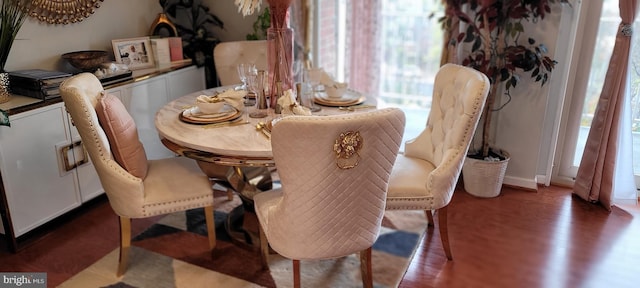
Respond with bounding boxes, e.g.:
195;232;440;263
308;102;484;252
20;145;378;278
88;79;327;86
345;0;382;97
573;0;639;210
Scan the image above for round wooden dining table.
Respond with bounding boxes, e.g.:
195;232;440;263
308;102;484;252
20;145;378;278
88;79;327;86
155;86;375;248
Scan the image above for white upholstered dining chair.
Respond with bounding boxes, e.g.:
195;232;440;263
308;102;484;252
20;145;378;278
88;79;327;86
60;73;217;276
253;108;406;288
214;40;267;86
211;39;271;199
385;63;490;260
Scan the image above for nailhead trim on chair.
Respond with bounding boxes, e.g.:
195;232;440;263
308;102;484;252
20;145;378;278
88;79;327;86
142;194;215;217
386;197;436;210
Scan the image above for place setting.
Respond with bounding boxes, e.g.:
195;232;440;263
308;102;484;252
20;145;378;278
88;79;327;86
304;67;366;108
314;88;366;107
179;88;248;127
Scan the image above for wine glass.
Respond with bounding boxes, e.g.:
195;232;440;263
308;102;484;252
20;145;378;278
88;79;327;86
236;63;255;91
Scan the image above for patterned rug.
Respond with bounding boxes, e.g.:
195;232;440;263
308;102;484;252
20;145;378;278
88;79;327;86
59;191;428;288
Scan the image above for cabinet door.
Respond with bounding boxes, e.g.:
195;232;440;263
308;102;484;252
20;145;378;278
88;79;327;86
122;77;174;160
166;66;206;101
65;108;104;202
0;104;81;236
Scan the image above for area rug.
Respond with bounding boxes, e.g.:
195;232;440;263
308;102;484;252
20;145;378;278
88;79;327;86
59;191;428;288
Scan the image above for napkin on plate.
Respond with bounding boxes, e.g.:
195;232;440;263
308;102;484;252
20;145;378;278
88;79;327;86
199;89;246;110
277;89;312;115
319;69;348;90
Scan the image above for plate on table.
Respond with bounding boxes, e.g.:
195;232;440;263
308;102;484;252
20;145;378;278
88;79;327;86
314;89;365;107
179;104;242;124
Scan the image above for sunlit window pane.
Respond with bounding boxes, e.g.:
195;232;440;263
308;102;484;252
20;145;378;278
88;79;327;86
573;0;617;167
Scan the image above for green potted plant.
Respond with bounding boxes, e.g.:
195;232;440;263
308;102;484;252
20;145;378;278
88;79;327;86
440;0;565;197
159;0;224;88
0;0;27;126
246;7;270;40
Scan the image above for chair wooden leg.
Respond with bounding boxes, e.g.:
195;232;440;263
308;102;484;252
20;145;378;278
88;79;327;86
117;216;131;277
259;224;269;269
438;206;453;260
204;205;216;251
425;210;435;227
359;247;373;288
226;188;234;201
293;259;301;288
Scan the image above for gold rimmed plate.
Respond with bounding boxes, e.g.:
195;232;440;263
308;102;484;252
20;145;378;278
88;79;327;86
314;89;365;107
179;104;242;124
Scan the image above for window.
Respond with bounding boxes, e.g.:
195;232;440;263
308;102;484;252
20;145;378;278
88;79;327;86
314;0;444;142
557;0;640;189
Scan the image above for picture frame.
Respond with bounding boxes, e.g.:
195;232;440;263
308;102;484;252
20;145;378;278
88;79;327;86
111;37;155;70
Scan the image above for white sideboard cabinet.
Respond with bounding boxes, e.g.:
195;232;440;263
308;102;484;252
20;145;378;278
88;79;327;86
0;65;205;252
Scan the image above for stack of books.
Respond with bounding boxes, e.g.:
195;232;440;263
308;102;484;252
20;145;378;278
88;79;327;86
9;69;72;100
97;70;134;87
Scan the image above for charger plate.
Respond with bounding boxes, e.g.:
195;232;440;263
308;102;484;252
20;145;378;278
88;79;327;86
179;104;242;124
314;89;365;107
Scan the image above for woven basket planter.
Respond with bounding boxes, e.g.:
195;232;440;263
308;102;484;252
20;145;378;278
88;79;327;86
462;149;510;198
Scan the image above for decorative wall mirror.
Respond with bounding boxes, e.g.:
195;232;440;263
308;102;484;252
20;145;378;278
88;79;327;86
19;0;105;25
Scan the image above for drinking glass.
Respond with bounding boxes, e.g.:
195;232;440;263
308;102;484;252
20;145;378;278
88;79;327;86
304;68;323;112
293;59;304;84
249;70;269;118
245;65;258;104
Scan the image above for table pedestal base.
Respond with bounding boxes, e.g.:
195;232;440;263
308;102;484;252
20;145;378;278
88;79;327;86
197;161;273;250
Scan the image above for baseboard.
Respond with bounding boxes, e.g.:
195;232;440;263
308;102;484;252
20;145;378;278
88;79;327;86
503;175;538;191
536;174;547;185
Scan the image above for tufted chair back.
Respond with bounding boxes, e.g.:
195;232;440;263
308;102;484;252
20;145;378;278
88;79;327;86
253;108;405;287
214;40;267;86
403;63;489;208
385;63;489;261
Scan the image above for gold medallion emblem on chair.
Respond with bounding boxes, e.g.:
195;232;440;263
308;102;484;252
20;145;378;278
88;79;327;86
333;131;363;169
253;108;406;288
385;63;490;260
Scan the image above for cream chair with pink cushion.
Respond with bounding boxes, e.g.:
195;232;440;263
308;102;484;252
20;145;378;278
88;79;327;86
254;108;406;288
60;73;217;276
214;40;267;86
385;63;490;261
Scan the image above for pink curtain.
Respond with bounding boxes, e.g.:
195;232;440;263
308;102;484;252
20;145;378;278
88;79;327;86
289;0;311;66
573;0;638;210
345;0;381;96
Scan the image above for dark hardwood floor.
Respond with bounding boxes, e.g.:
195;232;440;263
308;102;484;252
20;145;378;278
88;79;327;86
2;185;639;287
400;185;640;288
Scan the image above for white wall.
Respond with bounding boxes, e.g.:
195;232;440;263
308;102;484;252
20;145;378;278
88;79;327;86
6;0;160;72
4;0;257;72
206;0;260;42
492;3;567;190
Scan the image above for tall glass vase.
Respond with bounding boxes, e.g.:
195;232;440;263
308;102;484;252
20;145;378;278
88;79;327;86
266;0;294;110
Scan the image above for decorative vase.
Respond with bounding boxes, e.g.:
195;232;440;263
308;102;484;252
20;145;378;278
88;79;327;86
267;1;294;110
0;72;11;104
149;13;178;37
